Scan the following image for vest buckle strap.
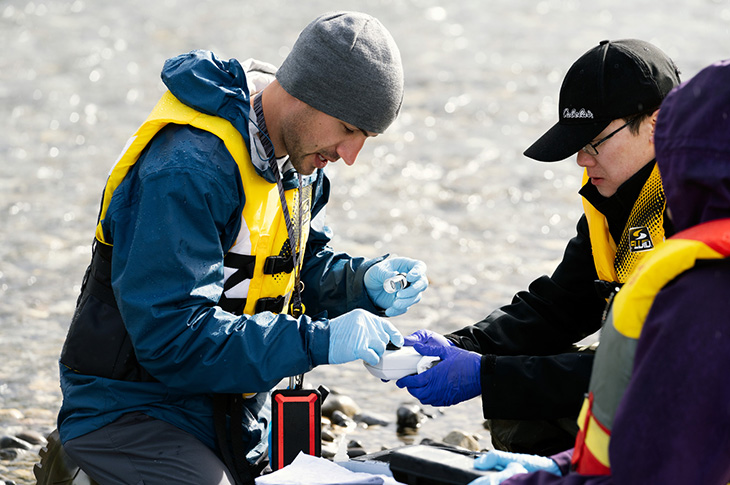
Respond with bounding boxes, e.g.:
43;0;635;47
219;296;247;316
254;295;286;314
594;279;622;300
263;255;294;275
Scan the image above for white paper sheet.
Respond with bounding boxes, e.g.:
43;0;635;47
255;453;404;485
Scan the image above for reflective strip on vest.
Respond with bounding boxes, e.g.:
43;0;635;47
573;218;730;475
96;91;310;316
582;164;666;284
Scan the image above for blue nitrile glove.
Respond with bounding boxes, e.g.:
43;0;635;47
468;462;528;485
328;309;404;366
395;342;481;406
364;257;428;317
403;329;453;348
469;449;561;484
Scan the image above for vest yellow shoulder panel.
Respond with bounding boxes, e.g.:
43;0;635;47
612;238;723;339
93;91;308;315
95;91;248;244
581;172;618;282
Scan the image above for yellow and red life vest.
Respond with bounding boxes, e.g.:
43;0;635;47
572;218;730;474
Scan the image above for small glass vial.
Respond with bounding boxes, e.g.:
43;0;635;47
383;273;409;293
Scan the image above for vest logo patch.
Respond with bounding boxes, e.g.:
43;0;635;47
629;226;654;252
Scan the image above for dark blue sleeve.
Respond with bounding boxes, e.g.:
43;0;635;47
299;169;385;318
105;125;330;393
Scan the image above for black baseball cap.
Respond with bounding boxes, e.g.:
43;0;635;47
524;39;681;162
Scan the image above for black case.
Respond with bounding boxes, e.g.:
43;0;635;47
388;445;496;485
270;388;322;471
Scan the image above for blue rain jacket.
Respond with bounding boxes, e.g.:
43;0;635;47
58;50;383;457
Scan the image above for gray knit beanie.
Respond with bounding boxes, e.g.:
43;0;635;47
276;11;404;134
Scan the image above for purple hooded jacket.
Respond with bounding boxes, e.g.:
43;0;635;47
503;59;730;484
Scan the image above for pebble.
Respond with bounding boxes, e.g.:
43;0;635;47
0;448;30;462
14;432;45;447
321;392;361;418
0;422;46;485
442;430;482;452
329;410;356;428
396;403;430;433
353;412;390;427
0;438;30;452
321;427;336;443
346;440;367;458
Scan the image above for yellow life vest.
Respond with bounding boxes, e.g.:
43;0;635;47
96;91;311;316
581;164;666;284
572;218;730;475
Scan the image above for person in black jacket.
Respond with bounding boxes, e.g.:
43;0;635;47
396;39;681;455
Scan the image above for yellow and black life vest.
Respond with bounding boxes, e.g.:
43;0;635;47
582;164;666;285
572;218;730;475
61;91;311;382
97;90;311;316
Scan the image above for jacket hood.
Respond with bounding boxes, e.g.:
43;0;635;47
161;50;252;153
655;59;730;232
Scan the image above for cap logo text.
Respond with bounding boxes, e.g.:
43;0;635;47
562;108;594;119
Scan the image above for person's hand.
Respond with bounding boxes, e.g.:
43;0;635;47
328;309;404;365
403;329;452;348
467;450;561;484
468;462;529;485
395;342;481;406
364;257;428;317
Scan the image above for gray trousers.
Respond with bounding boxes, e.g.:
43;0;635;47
63;411;236;485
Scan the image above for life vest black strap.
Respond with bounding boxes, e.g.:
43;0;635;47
254;296;286;314
219;296;248;315
263;255;294;275
223;254;257;291
594;280;622;300
219;295;288;315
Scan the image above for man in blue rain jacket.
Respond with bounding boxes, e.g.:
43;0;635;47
57;11;428;485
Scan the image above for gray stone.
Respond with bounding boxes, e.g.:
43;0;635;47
442;430;481;452
353;412;390;427
321;393;361;418
15;430;46;446
0;436;31;451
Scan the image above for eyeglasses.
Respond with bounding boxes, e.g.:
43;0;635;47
581;118;635;156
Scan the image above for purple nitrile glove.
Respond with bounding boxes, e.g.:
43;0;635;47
395;342;481;406
403;329;453;348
